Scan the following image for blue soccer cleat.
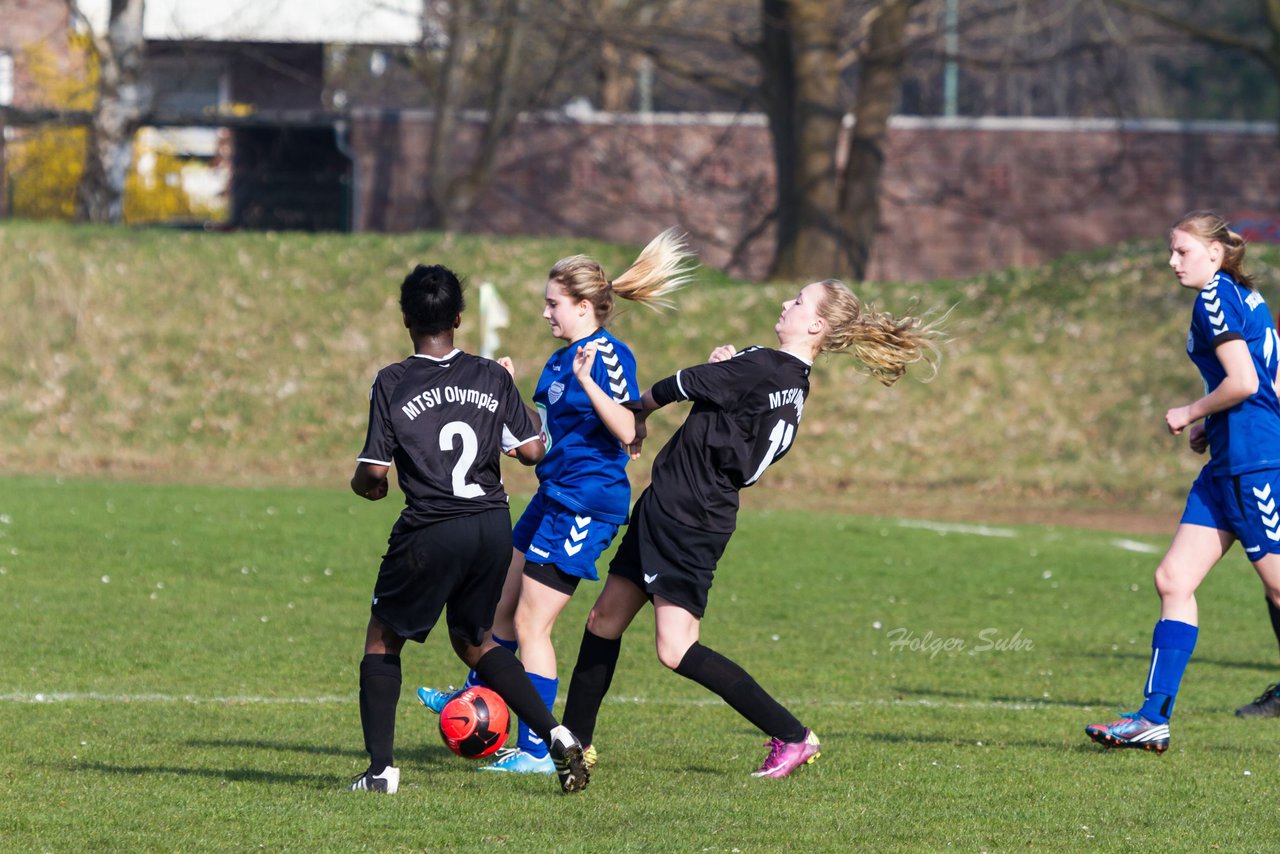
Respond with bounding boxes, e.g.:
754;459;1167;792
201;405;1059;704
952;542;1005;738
416;686;460;714
476;747;555;774
1085;712;1170;753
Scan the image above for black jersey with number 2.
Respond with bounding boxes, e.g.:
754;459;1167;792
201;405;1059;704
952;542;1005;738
357;349;540;531
648;346;811;533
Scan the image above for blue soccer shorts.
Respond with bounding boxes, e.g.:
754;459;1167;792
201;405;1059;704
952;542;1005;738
512;491;620;581
1181;464;1280;558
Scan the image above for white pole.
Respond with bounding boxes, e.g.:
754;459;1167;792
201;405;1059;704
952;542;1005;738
478;282;509;360
944;0;959;117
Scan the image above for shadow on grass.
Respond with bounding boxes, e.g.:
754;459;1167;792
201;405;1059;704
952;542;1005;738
184;738;361;758
860;713;1277;756
859;729;1198;755
1074;649;1274;672
181;738;459;768
62;741;470;787
860;731;1078;751
61;761;338;787
888;686;1109;710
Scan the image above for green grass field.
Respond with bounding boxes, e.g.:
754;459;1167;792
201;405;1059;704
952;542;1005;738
3;476;1279;851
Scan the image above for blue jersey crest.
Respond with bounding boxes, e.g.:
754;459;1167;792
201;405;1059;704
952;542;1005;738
1187;271;1280;474
532;328;638;524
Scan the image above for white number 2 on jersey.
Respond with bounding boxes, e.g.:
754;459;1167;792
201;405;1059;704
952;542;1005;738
745;418;796;485
439;421;484;498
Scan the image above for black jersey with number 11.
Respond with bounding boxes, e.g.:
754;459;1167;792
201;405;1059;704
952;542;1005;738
357;349;540;532
647;346;810;533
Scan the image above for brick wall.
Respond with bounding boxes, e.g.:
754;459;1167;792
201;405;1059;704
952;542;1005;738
878;117;1280;281
349;111;1280;282
0;0;72;108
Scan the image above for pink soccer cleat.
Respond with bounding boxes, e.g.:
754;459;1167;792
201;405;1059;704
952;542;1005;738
751;728;821;778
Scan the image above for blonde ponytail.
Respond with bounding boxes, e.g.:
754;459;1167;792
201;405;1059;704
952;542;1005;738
549;228;696;326
815;279;946;386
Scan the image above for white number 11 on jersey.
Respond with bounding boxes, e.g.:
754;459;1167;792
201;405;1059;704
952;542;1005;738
745;419;796;485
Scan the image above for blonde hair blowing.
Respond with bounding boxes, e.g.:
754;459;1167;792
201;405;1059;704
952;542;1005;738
549;228;696;326
815;279;946;386
1172;210;1253;289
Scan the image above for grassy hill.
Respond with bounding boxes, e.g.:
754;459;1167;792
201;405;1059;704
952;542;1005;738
6;220;1278;528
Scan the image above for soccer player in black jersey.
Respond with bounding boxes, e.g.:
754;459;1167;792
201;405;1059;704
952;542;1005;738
347;264;588;794
562;278;943;778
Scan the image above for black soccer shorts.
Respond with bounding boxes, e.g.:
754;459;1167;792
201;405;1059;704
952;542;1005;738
369;508;513;646
608;487;729;619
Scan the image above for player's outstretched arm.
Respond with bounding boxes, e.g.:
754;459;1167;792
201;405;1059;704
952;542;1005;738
620;387;667;459
572;341;639;445
351;462;389;501
498;355;542;434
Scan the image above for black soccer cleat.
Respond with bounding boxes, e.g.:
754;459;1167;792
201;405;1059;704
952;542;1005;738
1236;682;1280;718
549;726;589;793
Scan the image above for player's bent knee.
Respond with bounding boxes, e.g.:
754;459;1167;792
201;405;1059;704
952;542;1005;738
585;607;623;639
655;638;692;671
584;608;603;635
657;649;683;671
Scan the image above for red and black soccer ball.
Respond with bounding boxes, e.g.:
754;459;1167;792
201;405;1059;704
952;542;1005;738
438;687;510;759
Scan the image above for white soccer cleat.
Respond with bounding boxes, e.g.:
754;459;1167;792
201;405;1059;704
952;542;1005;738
348;765;400;793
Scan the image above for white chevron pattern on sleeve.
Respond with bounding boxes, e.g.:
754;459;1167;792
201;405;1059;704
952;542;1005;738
1200;285;1228;337
593;337;631;402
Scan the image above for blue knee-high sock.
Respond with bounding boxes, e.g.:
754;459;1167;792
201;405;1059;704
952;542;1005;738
464;634;518;689
1138;619;1199;724
516;672;558;758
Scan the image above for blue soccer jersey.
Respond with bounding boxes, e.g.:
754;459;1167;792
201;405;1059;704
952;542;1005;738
532;328;639;524
1187;271;1280;475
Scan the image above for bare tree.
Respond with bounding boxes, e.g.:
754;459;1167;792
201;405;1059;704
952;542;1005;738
760;0;843;280
1104;0;1280;118
757;0;942;281
69;0;149;223
418;0;613;231
575;0;932;281
837;0;916;282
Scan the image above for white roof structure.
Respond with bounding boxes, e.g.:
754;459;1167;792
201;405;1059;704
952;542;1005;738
78;0;423;45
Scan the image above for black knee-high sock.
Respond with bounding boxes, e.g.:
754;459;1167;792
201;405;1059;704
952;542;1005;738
562;628;622;747
359;653;401;772
675;642;806;743
472;646;559;743
1267;597;1280;658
